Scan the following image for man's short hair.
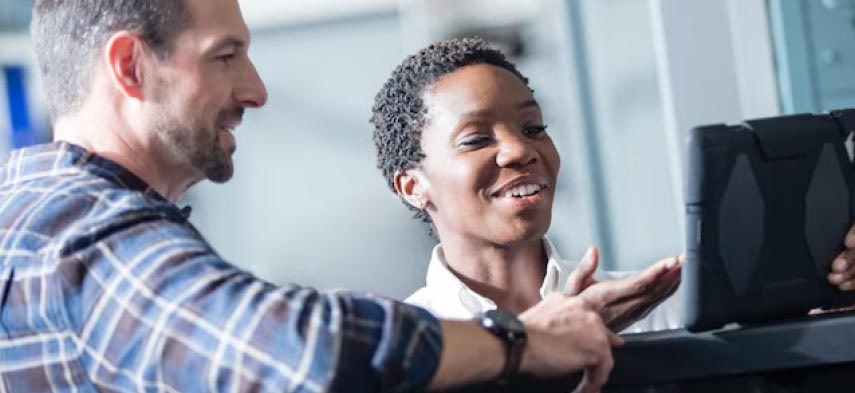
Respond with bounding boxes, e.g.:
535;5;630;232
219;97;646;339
370;37;530;237
31;0;189;120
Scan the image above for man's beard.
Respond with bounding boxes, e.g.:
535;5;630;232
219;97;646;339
155;107;243;183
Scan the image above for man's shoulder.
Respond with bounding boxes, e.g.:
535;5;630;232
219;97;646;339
0;142;166;214
0;167;191;258
3;165;171;218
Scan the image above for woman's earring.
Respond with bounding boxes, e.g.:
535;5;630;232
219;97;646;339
409;198;427;210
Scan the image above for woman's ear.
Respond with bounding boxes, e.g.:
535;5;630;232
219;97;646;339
394;169;429;210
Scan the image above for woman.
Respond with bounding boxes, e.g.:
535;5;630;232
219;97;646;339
369;37;855;333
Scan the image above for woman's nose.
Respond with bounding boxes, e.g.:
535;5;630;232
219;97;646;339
495;131;537;168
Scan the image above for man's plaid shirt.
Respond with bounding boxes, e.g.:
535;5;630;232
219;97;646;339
0;142;442;392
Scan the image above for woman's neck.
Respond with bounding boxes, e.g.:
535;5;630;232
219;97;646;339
440;235;548;314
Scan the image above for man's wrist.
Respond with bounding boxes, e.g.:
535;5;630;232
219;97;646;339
428;319;511;390
476;309;528;381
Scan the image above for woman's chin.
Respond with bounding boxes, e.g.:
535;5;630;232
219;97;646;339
490;221;550;245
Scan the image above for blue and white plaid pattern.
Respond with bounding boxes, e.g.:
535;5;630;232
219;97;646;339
0;142;442;392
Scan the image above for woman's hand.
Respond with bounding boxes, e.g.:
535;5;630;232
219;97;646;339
827;223;855;290
564;247;682;332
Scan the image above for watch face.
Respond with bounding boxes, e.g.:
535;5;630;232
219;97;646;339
486;309;525;333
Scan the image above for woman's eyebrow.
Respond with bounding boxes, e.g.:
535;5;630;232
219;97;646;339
458;100;539;118
459;109;493;118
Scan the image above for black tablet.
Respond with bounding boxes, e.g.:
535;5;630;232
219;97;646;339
683;109;855;332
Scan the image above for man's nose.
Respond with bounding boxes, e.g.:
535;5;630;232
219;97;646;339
235;60;268;108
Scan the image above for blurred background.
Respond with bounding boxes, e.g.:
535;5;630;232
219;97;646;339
1;0;854;299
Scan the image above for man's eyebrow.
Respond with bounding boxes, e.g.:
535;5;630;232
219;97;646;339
519;99;540;110
205;37;246;54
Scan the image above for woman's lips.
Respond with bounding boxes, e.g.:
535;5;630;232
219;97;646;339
492;186;549;210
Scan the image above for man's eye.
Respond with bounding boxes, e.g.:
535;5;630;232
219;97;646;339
218;54;236;64
524;124;548;136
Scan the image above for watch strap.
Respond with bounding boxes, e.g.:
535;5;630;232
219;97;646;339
477;309;527;381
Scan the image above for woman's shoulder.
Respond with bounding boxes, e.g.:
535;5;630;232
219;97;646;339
404;286;434;307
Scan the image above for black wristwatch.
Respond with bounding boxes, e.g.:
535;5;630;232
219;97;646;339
477;309;527;381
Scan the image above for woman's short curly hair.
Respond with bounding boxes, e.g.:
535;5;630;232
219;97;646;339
370;37;530;236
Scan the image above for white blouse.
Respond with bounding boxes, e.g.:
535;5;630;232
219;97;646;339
405;237;683;333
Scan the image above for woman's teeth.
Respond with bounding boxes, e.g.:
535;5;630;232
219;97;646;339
502;184;544;198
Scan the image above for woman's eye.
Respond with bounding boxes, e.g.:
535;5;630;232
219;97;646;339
458;134;490;147
523;124;548;136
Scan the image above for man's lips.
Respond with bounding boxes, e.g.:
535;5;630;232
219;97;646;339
217;107;245;134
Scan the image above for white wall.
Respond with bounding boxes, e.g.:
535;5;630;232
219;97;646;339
548;0;780;269
239;0;396;29
575;0;682;268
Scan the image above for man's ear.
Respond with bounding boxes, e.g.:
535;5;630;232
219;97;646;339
104;31;149;100
394;168;429;210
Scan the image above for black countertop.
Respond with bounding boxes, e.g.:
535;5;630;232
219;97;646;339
609;311;855;387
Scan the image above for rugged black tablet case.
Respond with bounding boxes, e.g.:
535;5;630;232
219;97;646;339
683;109;855;332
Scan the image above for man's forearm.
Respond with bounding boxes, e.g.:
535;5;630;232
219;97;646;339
427;320;505;390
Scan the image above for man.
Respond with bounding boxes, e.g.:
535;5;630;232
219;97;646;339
0;1;622;392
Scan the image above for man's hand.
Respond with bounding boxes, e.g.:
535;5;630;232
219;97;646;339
565;247;682;332
518;294;623;393
430;295;622;391
828;223;855;290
